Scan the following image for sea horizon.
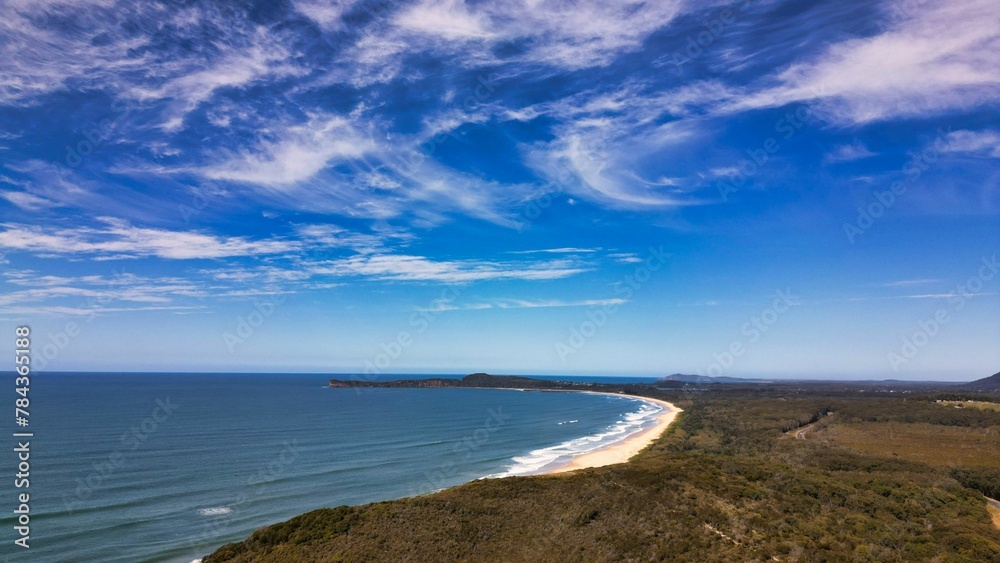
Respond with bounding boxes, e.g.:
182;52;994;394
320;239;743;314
4;371;981;383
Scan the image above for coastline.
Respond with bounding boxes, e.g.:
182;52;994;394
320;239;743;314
197;385;681;560
547;393;681;474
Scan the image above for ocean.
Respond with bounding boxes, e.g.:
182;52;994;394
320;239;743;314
1;373;664;562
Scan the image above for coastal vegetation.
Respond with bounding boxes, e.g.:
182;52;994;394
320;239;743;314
207;375;1000;562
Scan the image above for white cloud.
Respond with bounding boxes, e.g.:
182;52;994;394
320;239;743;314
708;166;740;177
505;82;720;209
492;0;684;70
724;0;1000;124
895;292;997;300
129;28;305;131
294;0;357;30
882;278;941;288
0;218;298;259
825;140;876;163
395;0;496;41
0;1;307;132
338;32;410;87
0;281;201;306
0;0;150;105
1;160;96;209
418;297;627;312
0;269;212;317
295;224;395;254
608;252;643;264
309;254;589;283
195;113;534;227
525;117;702;209
939;130;1000;158
509;248;601;254
202;115;373;185
0;190;61;211
334;0;687;85
0;304;203;317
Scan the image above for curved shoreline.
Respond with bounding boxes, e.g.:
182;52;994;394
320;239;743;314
546;393;681;474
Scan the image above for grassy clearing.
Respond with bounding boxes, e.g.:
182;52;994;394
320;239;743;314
813;421;1000;467
938;400;1000;412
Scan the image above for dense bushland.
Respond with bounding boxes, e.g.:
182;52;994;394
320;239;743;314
206;387;1000;562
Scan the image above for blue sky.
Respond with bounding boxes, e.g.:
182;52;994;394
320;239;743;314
0;0;998;380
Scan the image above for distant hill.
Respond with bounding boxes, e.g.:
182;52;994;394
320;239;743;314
659;373;770;384
330;372;773;390
965;371;1000;392
329;373;574;390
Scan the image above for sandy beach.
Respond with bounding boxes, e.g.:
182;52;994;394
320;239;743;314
548;394;681;474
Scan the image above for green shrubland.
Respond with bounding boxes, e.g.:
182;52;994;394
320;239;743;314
206;387;1000;562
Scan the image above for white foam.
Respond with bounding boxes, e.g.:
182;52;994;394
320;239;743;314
489;399;663;478
198;507;233;516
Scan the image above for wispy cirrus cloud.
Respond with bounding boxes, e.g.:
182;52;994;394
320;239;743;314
939;130;1000;158
308;254;589;283
508;247;601;254
882;278;942;288
129;28;306;131
894;292;997;299
0;0;150;106
417;297;627;312
0;0;307;123
507;0;685;70
0;190;62;211
395;0;496;41
200;114;373;185
723;0;1000;124
188;111;534;227
825;139;876;163
608;252;644;264
0;304;204;318
0;218;298;260
293;0;359;31
0;269;210;317
523;104;706;208
355;0;688;76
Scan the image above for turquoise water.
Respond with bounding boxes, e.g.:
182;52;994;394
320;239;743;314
0;374;662;562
